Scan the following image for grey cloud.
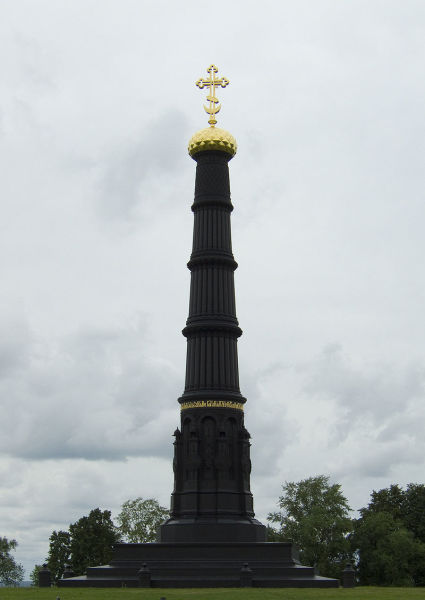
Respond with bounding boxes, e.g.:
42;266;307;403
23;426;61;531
242;363;299;479
0;316;180;461
0;317;31;376
241;345;425;493
293;345;425;479
302;344;425;426
96;111;189;221
333;435;425;481
13;32;57;91
2;0;425;578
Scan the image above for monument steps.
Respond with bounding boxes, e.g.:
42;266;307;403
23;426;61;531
59;542;339;588
60;575;339;589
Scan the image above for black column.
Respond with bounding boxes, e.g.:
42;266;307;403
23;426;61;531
159;150;266;543
183;151;243;402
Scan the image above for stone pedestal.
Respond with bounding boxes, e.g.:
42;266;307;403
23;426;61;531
58;542;339;588
342;562;356;588
38;564;51;587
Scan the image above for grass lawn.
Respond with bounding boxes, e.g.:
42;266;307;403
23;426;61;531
1;588;424;600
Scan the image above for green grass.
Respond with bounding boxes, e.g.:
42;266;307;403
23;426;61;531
1;588;425;600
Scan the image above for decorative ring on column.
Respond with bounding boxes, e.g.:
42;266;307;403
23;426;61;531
180;400;244;411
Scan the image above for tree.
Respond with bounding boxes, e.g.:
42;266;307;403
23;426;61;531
116;497;169;543
351;511;425;586
360;483;425;543
30;564;43;587
268;475;353;579
402;484;425;545
403;484;425;585
360;484;406;521
0;537;24;586
352;483;425;586
46;530;71;583
69;508;120;576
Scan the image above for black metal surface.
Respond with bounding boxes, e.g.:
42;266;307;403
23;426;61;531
58;542;339;588
58;148;338;588
159;150;265;543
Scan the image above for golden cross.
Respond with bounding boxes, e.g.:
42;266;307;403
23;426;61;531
195;64;230;127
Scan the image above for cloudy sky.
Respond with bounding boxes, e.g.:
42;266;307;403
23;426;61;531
1;0;425;577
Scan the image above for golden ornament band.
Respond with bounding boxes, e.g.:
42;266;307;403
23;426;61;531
181;400;244;411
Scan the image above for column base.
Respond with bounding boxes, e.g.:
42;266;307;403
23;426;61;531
159;516;267;543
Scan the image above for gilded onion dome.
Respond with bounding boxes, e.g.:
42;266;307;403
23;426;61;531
188;126;237;158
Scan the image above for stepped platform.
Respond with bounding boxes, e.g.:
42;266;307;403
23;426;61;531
58;542;339;588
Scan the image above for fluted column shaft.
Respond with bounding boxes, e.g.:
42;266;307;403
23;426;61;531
180;151;244;404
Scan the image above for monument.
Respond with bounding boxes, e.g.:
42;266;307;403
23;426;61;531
59;66;338;588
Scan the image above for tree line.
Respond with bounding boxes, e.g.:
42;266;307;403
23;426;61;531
2;481;425;587
31;498;169;584
268;476;425;586
0;538;24;586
